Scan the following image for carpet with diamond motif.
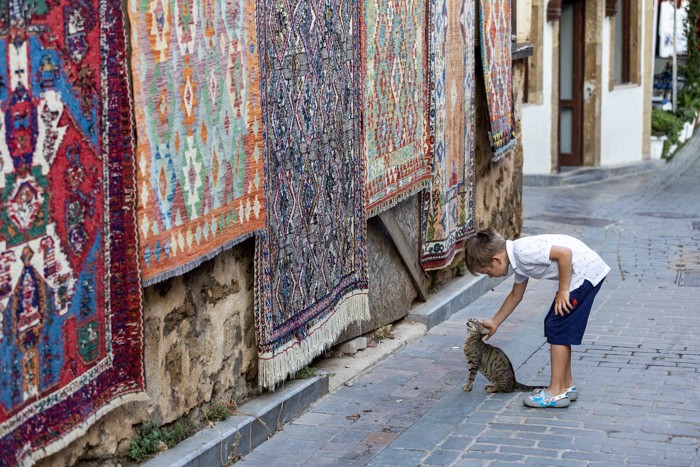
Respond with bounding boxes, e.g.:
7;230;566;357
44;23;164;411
255;0;370;389
363;0;431;216
129;0;265;285
479;0;516;159
421;0;476;270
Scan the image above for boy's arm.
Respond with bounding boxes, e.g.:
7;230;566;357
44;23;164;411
482;279;528;340
550;245;573;315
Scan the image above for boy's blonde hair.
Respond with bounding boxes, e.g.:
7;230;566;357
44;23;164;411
463;227;506;275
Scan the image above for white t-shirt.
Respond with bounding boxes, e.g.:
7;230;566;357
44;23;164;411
506;235;610;291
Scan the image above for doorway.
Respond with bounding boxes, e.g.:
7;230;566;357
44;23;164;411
558;0;585;168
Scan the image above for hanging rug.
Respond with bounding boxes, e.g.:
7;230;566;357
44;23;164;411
479;0;516;159
255;0;369;389
0;1;146;464
421;0;476;270
130;0;266;286
362;0;431;216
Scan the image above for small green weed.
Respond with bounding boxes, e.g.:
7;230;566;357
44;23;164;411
206;403;232;422
127;420;189;462
295;366;317;379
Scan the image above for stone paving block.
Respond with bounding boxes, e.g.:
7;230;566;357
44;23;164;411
625;456;694;466
488;422;549;433
474;436;536;448
561;450;628;463
422;448;462;466
389;422;455;450
450;423;488;437
361;430;400;448
453;460;494;467
460;451;524;462
438;436;472;451
499;445;562;458
514;432;575;443
365;447;427;466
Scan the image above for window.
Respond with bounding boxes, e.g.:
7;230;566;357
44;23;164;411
614;0;632;84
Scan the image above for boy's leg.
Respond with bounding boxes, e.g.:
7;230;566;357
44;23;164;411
548;344;571;396
565;354;573;388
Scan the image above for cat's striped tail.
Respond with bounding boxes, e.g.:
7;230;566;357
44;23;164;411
513;382;546;392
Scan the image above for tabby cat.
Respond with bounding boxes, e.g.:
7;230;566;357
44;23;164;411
463;318;543;393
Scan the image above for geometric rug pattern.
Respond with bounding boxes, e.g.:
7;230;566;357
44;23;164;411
363;0;431;216
255;0;369;388
479;0;516;159
421;0;476;270
130;0;265;285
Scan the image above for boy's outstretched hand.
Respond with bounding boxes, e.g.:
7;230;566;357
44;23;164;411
481;319;498;340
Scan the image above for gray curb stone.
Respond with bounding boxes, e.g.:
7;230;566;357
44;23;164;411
142;376;328;467
523;160;664;187
408;273;508;330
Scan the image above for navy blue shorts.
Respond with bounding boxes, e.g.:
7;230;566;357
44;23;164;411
544;278;605;346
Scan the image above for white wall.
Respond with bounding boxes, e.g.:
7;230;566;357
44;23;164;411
521;20;554;174
600;17;646;166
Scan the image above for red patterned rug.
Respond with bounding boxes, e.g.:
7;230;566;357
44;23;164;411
0;1;145;464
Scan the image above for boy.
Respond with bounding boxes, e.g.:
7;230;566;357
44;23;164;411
463;228;610;408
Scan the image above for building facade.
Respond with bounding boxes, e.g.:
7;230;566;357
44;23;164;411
521;0;655;175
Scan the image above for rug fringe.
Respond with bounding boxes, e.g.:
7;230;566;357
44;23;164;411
141;230;258;287
366;177;431;218
258;290;369;389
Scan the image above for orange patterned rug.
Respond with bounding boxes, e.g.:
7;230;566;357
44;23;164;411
129;0;265;285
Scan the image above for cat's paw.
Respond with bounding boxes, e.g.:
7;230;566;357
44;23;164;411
485;385;498;393
463;383;473;392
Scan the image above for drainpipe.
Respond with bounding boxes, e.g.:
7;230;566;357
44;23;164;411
673;0;678;112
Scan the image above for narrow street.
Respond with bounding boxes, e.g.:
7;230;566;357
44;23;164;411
239;135;700;466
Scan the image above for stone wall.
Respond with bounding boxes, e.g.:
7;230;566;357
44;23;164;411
39;45;527;467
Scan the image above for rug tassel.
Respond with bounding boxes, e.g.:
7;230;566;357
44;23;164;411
258;290;369;389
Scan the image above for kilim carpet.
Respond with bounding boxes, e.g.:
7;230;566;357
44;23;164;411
0;1;146;464
130;0;265;286
421;0;476;270
255;0;370;388
479;0;516;159
363;0;431;216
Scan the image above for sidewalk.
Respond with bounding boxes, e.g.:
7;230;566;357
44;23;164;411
240;137;699;465
150;135;700;466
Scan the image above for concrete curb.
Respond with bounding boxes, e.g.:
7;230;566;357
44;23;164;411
144;273;502;466
142;376;328;467
408;273;508;329
523;160;664;187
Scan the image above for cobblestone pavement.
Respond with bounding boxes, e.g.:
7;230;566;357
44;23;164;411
239;136;700;466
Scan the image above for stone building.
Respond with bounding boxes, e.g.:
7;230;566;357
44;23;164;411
521;0;656;176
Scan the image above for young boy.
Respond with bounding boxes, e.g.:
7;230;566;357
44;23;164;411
463;228;610;408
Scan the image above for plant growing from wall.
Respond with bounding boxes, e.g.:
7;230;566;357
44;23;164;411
127;420;191;462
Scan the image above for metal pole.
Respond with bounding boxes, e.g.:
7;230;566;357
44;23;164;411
673;0;678;112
